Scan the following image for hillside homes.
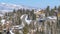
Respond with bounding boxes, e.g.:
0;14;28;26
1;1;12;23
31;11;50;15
34;10;45;20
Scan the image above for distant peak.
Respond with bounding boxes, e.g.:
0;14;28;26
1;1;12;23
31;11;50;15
0;2;41;13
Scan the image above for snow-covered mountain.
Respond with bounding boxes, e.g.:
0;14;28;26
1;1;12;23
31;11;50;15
0;3;24;10
0;2;41;15
0;3;39;12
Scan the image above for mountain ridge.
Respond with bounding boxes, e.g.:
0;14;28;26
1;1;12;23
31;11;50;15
0;2;41;13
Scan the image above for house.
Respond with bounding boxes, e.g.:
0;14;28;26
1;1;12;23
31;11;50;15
47;16;57;23
11;25;24;34
34;10;45;20
1;19;13;34
44;16;57;34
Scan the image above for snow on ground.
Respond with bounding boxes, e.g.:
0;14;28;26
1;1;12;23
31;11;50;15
20;14;26;27
21;22;25;27
20;14;32;25
10;25;23;34
20;14;26;19
25;15;32;25
1;19;5;25
19;31;23;34
12;25;23;29
10;30;14;34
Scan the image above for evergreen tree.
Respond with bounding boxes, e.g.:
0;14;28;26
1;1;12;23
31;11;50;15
13;9;16;13
31;9;34;15
15;30;20;34
23;24;29;34
50;9;55;16
26;9;30;14
0;17;1;23
17;9;22;15
22;9;25;14
30;9;36;20
45;6;50;17
54;6;57;10
17;16;22;25
32;14;36;20
58;6;60;12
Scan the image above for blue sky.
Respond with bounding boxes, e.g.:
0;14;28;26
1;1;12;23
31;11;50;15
0;0;60;9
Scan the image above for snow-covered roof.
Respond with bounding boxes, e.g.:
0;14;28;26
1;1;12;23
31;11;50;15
47;16;57;20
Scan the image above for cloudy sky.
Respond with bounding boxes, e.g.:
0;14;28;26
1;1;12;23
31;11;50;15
0;0;60;9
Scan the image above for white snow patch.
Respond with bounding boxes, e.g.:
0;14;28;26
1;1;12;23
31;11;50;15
47;16;57;20
12;25;23;29
21;22;25;27
20;14;25;19
25;15;32;25
1;19;5;25
10;30;14;34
